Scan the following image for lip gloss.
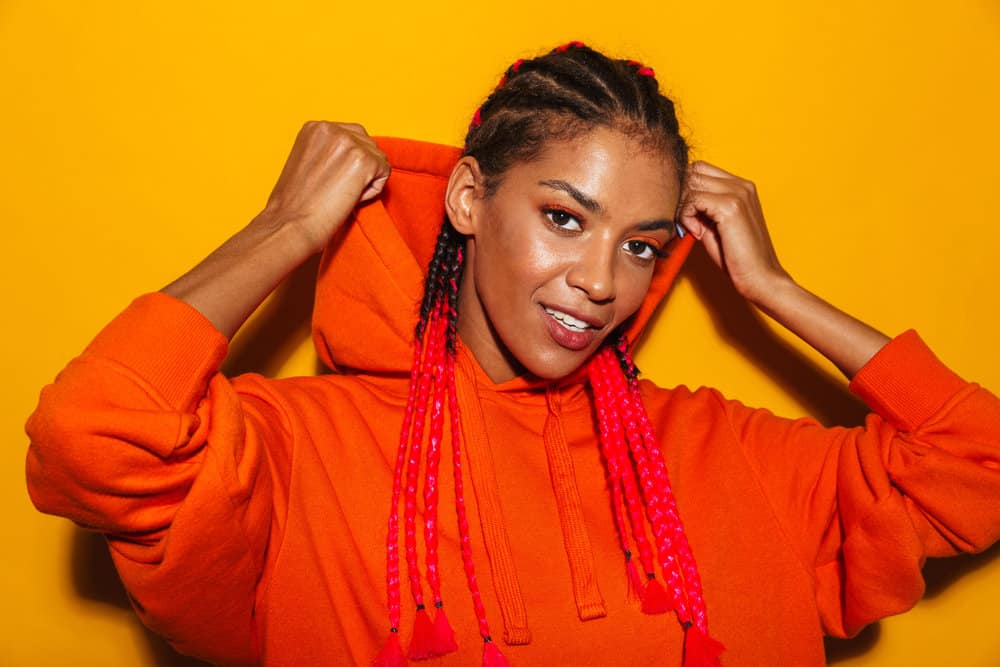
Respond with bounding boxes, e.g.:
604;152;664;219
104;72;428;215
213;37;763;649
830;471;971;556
541;306;596;351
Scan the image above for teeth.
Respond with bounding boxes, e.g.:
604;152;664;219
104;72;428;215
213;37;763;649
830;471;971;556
545;307;592;332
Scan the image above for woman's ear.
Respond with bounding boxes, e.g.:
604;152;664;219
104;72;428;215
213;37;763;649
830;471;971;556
445;156;485;235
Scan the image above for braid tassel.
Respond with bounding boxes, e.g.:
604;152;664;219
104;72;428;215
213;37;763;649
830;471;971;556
684;624;726;667
431;604;458;655
407;606;437;660
374;632;406;667
483;639;511;667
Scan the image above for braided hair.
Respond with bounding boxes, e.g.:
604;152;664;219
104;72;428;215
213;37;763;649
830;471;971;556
376;42;723;667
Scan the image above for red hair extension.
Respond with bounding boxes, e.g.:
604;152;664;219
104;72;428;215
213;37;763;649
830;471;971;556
381;236;507;664
384;322;430;634
614;340;706;626
422;304;448;602
587;342;725;664
403;314;438;613
611;340;725;665
407;307;453;659
602;350;692;618
589;354;661;604
592;349;689;618
378;326;430;665
421;302;459;656
591;388;643;597
444;253;509;664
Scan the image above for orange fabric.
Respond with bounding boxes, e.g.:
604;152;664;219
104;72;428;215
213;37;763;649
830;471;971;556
541;386;607;622
25;138;1000;666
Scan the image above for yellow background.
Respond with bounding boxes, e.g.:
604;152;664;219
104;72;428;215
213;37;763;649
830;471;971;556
3;1;999;665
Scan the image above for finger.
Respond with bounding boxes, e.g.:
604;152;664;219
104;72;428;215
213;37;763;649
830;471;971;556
684;170;742;196
358;159;392;202
689;160;744;181
678;189;745;230
336;122;371;137
696;218;725;268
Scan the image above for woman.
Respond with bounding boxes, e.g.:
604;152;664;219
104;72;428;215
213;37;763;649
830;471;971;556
25;43;1000;666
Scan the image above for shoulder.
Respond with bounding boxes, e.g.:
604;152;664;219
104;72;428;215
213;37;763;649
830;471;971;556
229;371;409;419
637;378;732;414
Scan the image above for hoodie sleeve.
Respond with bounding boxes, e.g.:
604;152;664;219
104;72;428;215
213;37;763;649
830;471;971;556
25;292;289;666
719;329;1000;638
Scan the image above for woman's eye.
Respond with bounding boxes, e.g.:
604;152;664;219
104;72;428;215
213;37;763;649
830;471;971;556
544;209;582;231
624;239;659;261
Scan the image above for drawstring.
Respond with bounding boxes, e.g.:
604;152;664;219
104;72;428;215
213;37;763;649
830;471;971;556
542;387;607;621
454;351;533;646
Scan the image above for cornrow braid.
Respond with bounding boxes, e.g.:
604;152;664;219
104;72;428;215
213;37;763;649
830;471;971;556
377;41;720;667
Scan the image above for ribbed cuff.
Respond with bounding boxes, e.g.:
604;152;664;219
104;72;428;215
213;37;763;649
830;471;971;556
84;292;229;411
848;329;967;431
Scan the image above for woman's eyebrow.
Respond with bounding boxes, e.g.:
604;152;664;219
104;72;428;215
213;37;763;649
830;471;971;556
636;219;676;232
538;179;677;234
538;179;605;215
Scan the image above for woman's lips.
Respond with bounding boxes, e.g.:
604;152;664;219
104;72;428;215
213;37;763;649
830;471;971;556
541;305;599;351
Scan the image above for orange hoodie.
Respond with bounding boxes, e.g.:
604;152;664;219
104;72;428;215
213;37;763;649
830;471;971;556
25;137;1000;666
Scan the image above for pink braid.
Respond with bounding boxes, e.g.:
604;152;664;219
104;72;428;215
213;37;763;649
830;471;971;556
403;315;440;610
446;352;492;640
597;350;691;620
444;258;488;637
627;381;710;630
385;325;430;632
422;304;448;603
589;354;658;587
605;353;690;617
588;359;641;594
614;339;713;636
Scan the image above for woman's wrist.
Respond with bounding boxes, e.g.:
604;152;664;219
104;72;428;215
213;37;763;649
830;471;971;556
739;269;797;311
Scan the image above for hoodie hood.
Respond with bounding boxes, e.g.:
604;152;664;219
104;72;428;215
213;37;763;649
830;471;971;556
312;136;695;377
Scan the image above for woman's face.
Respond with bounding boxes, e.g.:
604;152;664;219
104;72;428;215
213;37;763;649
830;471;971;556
451;126;682;383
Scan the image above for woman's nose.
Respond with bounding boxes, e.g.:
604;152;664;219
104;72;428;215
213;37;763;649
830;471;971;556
566;242;616;303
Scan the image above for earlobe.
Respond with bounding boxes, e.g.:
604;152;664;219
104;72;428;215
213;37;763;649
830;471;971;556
445;156;484;235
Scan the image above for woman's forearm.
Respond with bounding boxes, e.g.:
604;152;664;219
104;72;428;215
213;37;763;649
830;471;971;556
160;212;314;339
750;275;891;379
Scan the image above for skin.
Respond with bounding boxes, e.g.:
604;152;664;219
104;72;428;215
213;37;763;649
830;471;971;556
446;127;681;382
163;120;889;381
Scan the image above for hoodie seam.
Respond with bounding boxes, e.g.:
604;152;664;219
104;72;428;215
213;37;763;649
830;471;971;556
709;389;821;592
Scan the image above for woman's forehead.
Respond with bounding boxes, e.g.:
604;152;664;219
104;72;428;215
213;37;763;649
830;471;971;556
498;128;681;210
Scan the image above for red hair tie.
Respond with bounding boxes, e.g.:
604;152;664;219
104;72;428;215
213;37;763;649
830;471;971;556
627;60;656;78
554;40;586;53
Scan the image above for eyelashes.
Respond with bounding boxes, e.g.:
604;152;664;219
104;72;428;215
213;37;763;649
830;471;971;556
544;207;582;231
624;238;667;261
542;207;668;263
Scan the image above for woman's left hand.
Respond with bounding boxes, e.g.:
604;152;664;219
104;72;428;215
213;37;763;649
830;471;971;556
677;160;791;304
677;160;891;378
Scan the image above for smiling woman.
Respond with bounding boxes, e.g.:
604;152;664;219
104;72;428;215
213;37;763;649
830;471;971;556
23;42;1000;667
452;127;682;381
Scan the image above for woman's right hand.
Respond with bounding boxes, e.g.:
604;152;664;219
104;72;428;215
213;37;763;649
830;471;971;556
259;121;391;255
161;121;389;338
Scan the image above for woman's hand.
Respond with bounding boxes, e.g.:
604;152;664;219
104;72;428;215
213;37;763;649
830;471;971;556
162;121;389;338
260;121;391;255
676;160;791;304
677;160;890;378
